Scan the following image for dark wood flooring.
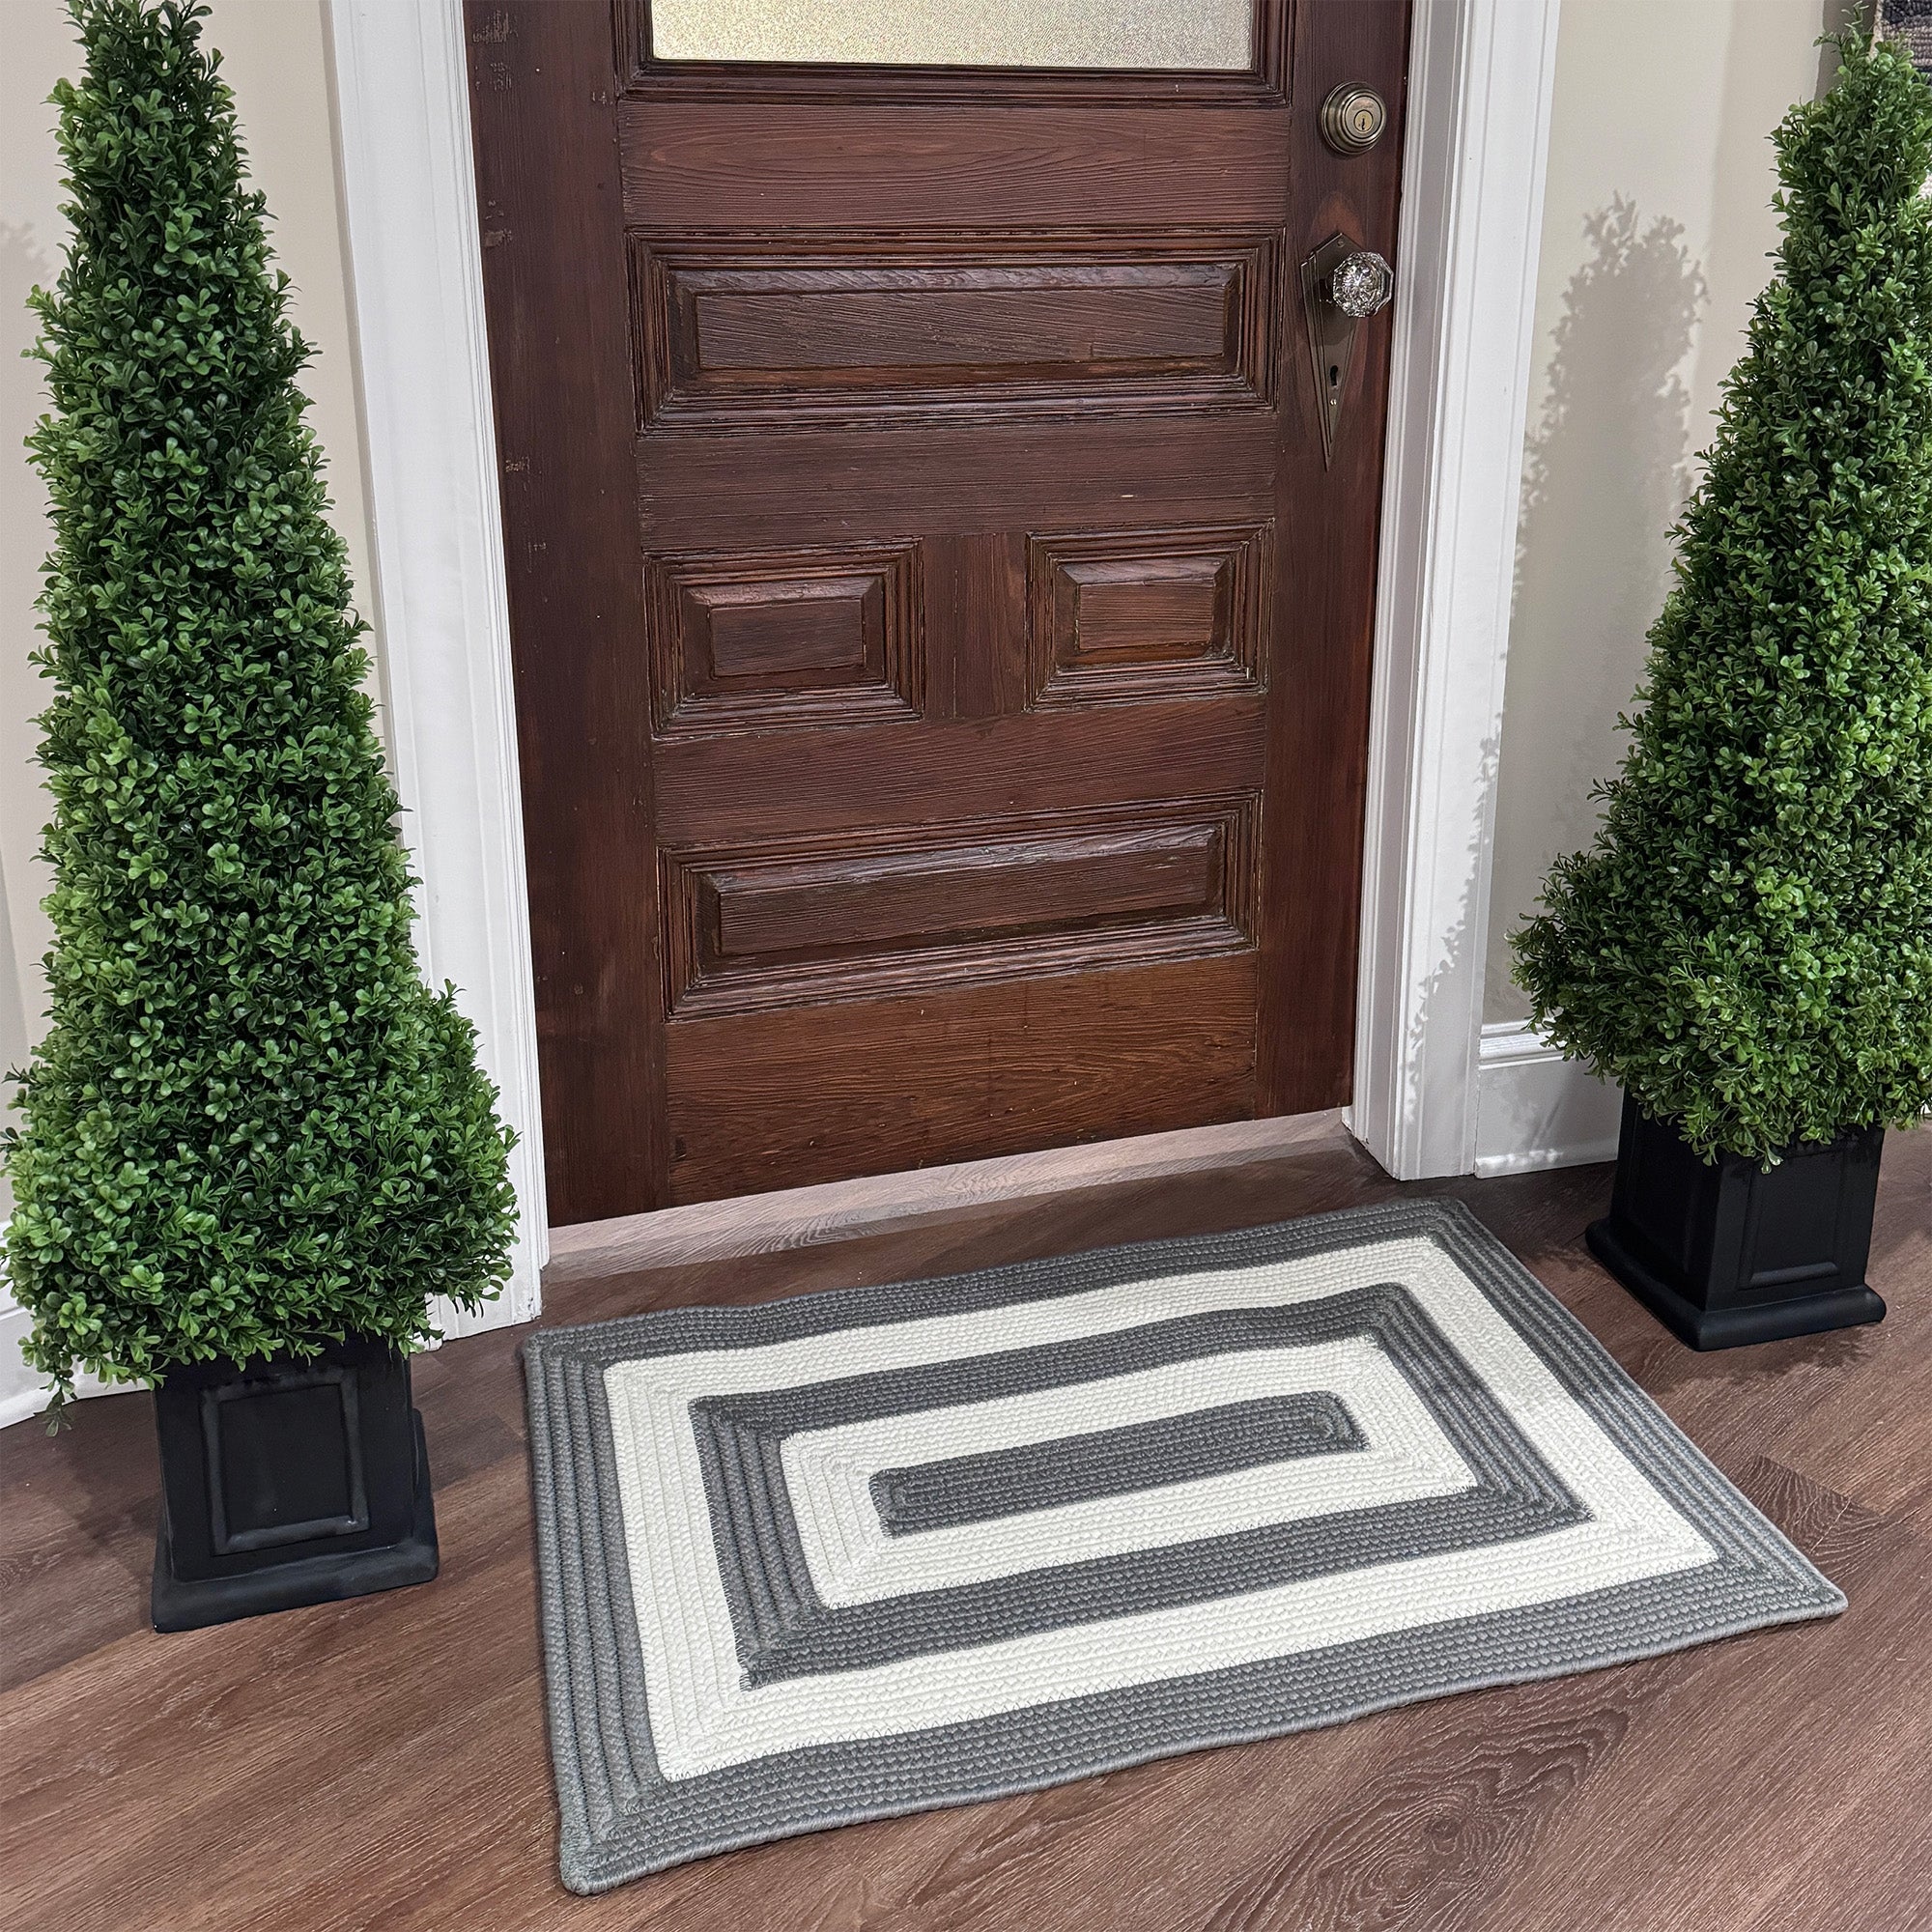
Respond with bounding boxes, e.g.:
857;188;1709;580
4;1121;1930;1931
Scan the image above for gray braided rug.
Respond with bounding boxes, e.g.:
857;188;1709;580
523;1198;1842;1891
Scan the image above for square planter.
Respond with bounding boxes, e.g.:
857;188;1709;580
1586;1094;1886;1350
151;1333;439;1632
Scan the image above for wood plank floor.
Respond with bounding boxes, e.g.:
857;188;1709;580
4;1120;1929;1931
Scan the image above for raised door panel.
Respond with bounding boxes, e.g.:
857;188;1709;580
661;797;1259;1016
636;235;1279;424
647;542;924;734
1027;524;1270;706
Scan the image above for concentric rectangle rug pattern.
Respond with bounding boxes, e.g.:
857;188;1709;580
523;1199;1842;1892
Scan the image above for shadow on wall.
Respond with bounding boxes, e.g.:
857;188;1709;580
1484;199;1707;1026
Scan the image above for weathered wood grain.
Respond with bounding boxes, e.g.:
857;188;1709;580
470;0;1411;1220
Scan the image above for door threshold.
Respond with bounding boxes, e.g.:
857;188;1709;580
544;1110;1346;1289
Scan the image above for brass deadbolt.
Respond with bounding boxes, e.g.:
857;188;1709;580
1321;83;1388;156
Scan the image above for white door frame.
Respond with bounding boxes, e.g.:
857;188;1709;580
327;0;547;1332
1349;0;1565;1178
324;0;1566;1329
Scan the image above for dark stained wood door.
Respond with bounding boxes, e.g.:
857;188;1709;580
466;1;1410;1224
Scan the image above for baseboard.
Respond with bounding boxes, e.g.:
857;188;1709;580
0;1297;121;1431
1474;1021;1622;1177
0;1299;43;1430
1;1067;1610;1429
546;1110;1347;1288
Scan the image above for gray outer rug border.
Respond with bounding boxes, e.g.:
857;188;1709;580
522;1196;1845;1894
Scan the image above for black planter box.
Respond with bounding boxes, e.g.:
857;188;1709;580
1586;1094;1886;1350
151;1333;438;1632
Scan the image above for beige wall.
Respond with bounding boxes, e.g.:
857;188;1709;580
0;0;375;1205
1483;0;1846;1025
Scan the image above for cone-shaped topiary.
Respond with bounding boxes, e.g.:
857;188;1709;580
1515;35;1932;1163
4;0;516;1415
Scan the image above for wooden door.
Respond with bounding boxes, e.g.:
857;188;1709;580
466;1;1409;1224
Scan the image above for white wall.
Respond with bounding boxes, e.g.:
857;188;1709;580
0;0;379;1420
1482;0;1845;1028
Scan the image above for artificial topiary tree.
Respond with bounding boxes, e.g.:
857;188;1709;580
4;0;516;1417
1515;34;1932;1164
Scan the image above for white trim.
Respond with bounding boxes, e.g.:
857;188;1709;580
1349;0;1564;1180
1473;1021;1622;1177
327;0;547;1332
0;1307;111;1431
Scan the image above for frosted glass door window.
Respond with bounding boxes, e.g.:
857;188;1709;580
648;0;1255;71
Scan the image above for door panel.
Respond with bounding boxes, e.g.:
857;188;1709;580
648;699;1268;845
467;0;1409;1222
1027;524;1271;705
660;798;1258;1019
639;421;1280;545
637;233;1278;421
663;955;1261;1204
646;542;923;736
619;106;1294;228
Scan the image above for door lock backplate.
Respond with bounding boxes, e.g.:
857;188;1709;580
1300;233;1395;468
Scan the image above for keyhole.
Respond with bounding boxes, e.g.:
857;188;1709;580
1328;363;1341;390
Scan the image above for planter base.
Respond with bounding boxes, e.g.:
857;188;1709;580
1586;1215;1885;1351
152;1409;439;1634
1587;1095;1886;1352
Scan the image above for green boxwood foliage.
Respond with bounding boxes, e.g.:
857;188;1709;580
1515;36;1932;1163
4;0;516;1414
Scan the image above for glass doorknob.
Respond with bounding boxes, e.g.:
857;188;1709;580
1299;234;1393;467
1329;250;1394;319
